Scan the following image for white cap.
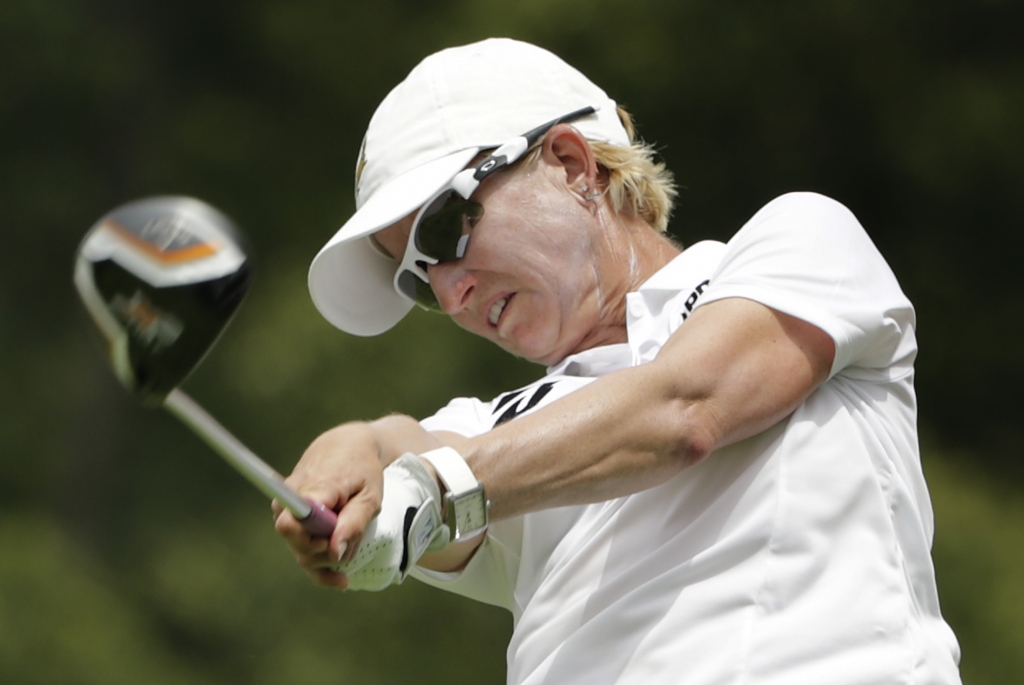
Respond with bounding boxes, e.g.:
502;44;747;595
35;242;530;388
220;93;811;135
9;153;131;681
308;38;631;336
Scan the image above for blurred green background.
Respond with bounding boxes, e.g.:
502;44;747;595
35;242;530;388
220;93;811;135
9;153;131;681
2;0;1022;683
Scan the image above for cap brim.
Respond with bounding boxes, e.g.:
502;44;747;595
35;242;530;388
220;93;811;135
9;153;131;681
308;147;481;336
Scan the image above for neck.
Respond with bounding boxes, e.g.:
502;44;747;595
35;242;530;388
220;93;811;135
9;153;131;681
569;216;681;356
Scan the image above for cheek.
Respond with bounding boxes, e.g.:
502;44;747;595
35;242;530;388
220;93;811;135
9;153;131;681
481;195;597;290
522;232;603;313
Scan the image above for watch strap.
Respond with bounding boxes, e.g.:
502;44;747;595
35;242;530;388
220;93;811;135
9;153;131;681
419;447;480;495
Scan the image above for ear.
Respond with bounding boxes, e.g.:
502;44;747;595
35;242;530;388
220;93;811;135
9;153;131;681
540;124;600;196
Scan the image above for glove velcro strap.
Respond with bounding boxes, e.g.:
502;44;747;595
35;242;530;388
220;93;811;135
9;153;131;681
391;454;446;576
400;499;444;574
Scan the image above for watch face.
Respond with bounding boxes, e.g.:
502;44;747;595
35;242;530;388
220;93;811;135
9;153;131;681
448;484;489;541
458;496;487;534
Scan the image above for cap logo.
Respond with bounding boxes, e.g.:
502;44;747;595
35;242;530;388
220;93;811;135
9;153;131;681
354;135;368;201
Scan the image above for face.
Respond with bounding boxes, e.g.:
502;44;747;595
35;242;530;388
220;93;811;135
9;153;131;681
376;163;630;365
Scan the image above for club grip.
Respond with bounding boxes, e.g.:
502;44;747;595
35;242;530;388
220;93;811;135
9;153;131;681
300;499;338;538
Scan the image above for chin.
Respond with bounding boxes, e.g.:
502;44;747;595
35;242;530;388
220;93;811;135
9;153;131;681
516;340;574;367
495;314;580;365
495;336;556;365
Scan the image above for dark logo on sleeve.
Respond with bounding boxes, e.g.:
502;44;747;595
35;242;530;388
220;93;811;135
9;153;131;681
680;279;710;323
492;382;557;427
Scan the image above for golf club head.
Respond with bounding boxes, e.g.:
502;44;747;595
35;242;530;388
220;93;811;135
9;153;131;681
74;196;252;406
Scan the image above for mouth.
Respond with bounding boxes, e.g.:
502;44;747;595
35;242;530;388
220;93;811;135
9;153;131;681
487;294;512;328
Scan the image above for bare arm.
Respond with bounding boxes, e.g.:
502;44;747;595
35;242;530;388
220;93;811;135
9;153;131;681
276;297;834;582
463;297;835;518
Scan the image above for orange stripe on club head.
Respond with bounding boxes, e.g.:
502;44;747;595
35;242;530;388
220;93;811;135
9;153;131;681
103;218;220;264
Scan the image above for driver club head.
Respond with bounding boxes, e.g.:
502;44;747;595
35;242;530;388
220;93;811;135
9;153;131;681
74;196;252;406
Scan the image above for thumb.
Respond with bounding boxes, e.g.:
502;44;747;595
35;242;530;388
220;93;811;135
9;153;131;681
332;487;383;562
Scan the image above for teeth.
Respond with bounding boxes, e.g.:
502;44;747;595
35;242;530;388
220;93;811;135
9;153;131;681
488;297;507;326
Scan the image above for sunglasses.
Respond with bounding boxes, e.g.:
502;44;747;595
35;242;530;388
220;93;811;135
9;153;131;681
393;105;599;311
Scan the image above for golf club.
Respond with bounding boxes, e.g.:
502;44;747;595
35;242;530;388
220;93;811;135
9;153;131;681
73;195;337;537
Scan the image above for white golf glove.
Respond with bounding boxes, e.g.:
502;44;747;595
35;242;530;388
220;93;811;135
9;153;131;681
336;453;449;591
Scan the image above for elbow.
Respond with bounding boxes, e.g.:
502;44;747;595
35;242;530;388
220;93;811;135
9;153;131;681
675;428;716;469
663;399;719;470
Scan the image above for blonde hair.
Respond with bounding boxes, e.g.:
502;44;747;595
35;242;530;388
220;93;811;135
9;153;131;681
520;106;678;233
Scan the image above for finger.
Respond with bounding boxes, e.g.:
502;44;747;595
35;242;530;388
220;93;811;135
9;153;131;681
274;510;331;556
331;488;382;562
295;538;331;558
274;508;303;538
306;567;350;590
295;549;337;569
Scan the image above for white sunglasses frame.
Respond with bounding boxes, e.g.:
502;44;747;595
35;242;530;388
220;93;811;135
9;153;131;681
392;104;601;310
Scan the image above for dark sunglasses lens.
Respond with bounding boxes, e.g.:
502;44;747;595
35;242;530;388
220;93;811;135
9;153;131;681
402;191;484;313
397;268;442;311
414;277;441;311
415;194;483;262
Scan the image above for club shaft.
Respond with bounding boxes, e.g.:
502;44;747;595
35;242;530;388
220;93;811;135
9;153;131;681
163;388;312;518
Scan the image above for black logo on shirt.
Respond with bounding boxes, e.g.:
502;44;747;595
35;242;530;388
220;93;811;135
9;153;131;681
492;382;557;427
680;279;710;322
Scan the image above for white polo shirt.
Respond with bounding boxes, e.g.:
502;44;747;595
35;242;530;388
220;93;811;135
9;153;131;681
413;193;962;685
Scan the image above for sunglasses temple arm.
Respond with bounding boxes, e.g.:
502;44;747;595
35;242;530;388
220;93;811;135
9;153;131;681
452;135;530;198
452;166;487;198
520;105;599;147
452;105;601;198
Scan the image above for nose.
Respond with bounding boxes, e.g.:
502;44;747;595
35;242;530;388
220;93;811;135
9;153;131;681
428;262;477;315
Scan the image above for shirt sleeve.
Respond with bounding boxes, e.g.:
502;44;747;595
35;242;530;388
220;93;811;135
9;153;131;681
409;517;523;612
695;192;917;382
420;396;496;437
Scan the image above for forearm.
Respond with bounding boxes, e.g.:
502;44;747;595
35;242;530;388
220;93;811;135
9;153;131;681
460;299;833;521
462;361;709;519
366;414;448;464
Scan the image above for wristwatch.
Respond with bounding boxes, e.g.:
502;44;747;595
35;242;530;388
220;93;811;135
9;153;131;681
419;447;489;543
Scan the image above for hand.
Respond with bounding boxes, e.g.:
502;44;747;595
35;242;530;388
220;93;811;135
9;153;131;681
334;454;448;591
272;422;386;588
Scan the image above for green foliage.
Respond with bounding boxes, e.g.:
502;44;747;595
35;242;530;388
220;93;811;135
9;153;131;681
1;0;1022;682
0;510;510;685
0;513;219;685
927;449;1024;684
